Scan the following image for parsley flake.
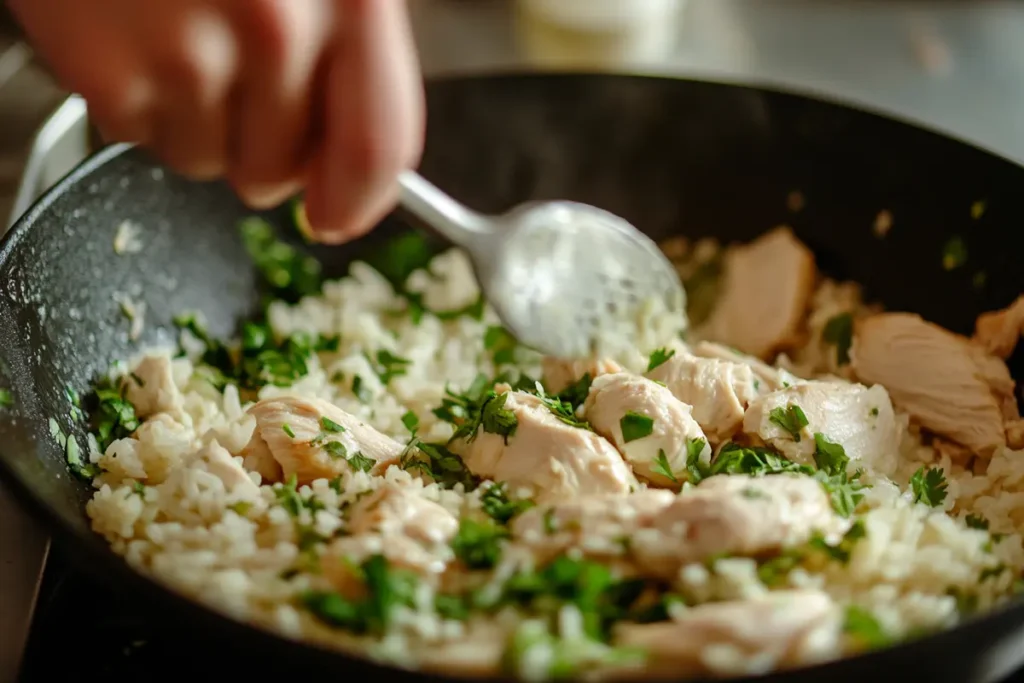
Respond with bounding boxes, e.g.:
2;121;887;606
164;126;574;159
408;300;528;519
481;483;535;524
965;513;989;531
822;312;853;366
452;518;507;569
843;605;890;650
320;417;345;433
646;348;676;372
651;449;678;483
769;403;809;442
282;424;296;439
368;349;412;385
620;411;654;443
812;433;849;475
910;466;948;507
401;410;419;433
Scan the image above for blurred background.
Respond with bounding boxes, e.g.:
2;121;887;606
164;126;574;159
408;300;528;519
3;0;1024;681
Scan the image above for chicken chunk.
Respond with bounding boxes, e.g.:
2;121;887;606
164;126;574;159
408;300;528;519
974;295;1024;360
511;490;676;564
452;389;638;505
241;396;402;485
698;227;817;360
630;474;848;578
645;352;759;444
198;441;260;498
542;357;623;395
324;483;459;578
238;432;284;484
584;373;712;488
689;340;803;393
851;313;1019;456
123;354;183;418
613;590;841;677
742;380;900;477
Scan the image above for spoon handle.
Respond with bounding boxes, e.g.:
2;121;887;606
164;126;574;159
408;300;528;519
397;171;492;246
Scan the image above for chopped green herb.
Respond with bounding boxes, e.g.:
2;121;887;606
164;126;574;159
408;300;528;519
282;424;296;439
822;312;854;366
399;438;478;490
0;388;12;408
646;348;676;372
351;375;372;403
948;586;979;616
320;416;346;434
870;407;879;417
323;440;348;460
300;555;418;634
364;231;435;287
620;411;654;443
348;451;375;473
651;449;678;483
532;384;591;431
942;235;968;271
543;508;558;534
228;501;253;516
965;513;989;531
239;217;322;302
401;410;419;433
980;564;1007;582
684;438;707;483
92;380;141;451
769;403;809;442
910;466;948;507
812;433;850;476
368;349;412;385
132;481;146;497
481;483;535;524
434;593;471;621
484;326;520;366
452;518;507;569
843;605;890;650
556;373;593;411
757;550;803;587
809;520;866;564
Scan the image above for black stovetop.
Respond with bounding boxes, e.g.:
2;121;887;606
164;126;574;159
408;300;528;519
17;543;1024;682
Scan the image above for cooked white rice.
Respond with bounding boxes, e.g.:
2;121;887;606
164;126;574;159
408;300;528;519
81;239;1024;680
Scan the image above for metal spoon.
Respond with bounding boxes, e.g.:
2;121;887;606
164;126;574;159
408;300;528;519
398;171;687;359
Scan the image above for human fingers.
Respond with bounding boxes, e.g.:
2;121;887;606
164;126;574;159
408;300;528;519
147;4;239;179
303;0;425;243
225;0;333;208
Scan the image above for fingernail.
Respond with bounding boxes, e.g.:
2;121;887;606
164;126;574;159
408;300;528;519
240;183;296;210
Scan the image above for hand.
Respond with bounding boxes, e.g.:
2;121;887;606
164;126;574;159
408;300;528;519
9;0;425;243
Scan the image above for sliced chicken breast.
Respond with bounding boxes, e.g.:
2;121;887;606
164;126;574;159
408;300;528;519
542;357;623;395
584;373;712;488
123;354;183;418
631;474;849;578
689;340;804;393
510;490;676;564
645;352;759;444
851;313;1019;456
742;380;900;476
452;389;638;505
698;227;817;360
242;396;402;485
974;295;1024;359
323;483;459;578
613;590;841;677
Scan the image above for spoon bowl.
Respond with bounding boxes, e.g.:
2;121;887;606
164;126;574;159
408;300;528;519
398;171;687;358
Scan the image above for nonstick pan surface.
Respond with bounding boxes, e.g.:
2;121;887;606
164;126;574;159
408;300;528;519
1;74;1023;682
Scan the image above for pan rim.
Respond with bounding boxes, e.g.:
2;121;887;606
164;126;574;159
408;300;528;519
1;72;1023;682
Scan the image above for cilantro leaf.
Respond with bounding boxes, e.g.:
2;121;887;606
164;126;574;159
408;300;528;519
368;349;412;385
452;518;507;569
684;438;708;483
768;403;809;442
556;373;593;411
321;416;346;433
91;379;141;451
481;482;535;524
401;410;419;433
812;433;849;475
965;513;989;531
484;326;520;366
843;605;890;650
620;411;654;443
910;466;948;507
239;217;322;302
822;313;854;366
646;348;676;372
651;449;677;483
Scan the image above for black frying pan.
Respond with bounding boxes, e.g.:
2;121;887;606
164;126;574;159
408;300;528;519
2;74;1023;683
